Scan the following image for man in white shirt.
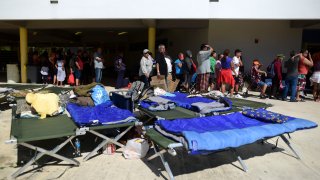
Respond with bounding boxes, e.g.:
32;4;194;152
94;47;104;83
232;49;243;94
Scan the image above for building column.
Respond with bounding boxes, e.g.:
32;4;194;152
19;27;28;83
148;27;156;56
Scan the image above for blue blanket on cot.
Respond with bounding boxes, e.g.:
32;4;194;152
67;101;136;126
156;111;317;154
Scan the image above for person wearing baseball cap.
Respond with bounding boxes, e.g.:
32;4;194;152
139;49;153;87
251;59;268;99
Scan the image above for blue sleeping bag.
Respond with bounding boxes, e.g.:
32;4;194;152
156;112;317;154
67;101;136;126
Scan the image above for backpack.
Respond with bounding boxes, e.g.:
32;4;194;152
267;62;275;78
128;81;145;102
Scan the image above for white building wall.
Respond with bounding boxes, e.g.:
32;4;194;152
159;29;209;59
208;20;303;71
209;0;320;19
0;0;319;20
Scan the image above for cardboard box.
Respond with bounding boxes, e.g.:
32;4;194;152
150;75;167;90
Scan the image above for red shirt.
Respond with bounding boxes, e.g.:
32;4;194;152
273;59;282;81
76;56;83;70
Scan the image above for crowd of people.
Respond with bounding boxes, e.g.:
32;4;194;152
31;44;320;102
141;44;320;102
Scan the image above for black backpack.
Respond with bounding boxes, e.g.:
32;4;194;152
267;62;275;78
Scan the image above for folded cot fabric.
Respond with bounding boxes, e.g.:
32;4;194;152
140;96;176;111
156;112;317;154
242;108;293;123
67;101;136;126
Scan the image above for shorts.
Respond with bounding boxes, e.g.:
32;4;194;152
297;74;306;91
74;69;82;79
220;69;235;86
209;72;215;84
257;81;266;87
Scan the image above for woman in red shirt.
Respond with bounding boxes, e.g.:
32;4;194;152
75;50;84;86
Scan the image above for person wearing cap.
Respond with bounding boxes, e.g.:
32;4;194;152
139;49;154;87
232;49;243;95
251;59;268;99
269;54;284;99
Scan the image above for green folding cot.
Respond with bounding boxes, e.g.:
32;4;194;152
6;106;84;178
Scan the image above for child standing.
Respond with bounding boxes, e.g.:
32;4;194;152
40;61;49;84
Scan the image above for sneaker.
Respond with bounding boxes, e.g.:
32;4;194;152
227;94;235;98
235;94;243;98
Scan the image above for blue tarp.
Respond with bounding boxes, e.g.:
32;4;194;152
156;112;317;154
67;101;136;126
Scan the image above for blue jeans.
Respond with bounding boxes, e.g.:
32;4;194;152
282;76;298;101
95;68;103;83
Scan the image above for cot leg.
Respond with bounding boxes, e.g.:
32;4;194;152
12;136;77;178
83;125;134;161
231;149;248;172
151;142;175;180
280;134;301;160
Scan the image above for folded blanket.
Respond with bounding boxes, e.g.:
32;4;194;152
161;92;213;110
242;108;293;123
156;112;317;154
67;101;136;126
191;102;225;114
140;96;176;111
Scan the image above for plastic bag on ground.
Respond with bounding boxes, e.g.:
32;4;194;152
123;138;149;159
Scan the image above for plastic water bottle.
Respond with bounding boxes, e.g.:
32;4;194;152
75;138;81;157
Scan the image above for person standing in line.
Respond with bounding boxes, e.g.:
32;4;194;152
209;51;217;91
114;52;126;89
220;49;235;97
282;53;300;102
155;45;168;90
139;49;153;87
196;44;213;93
174;53;185;91
269;54;284;99
215;54;223;90
94;47;104;83
310;51;320;102
232;49;243;95
75;50;84;86
183;50;194;90
56;53;66;86
296;49;313;101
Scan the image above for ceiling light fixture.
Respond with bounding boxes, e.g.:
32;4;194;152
75;32;82;35
50;0;58;4
118;32;128;35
